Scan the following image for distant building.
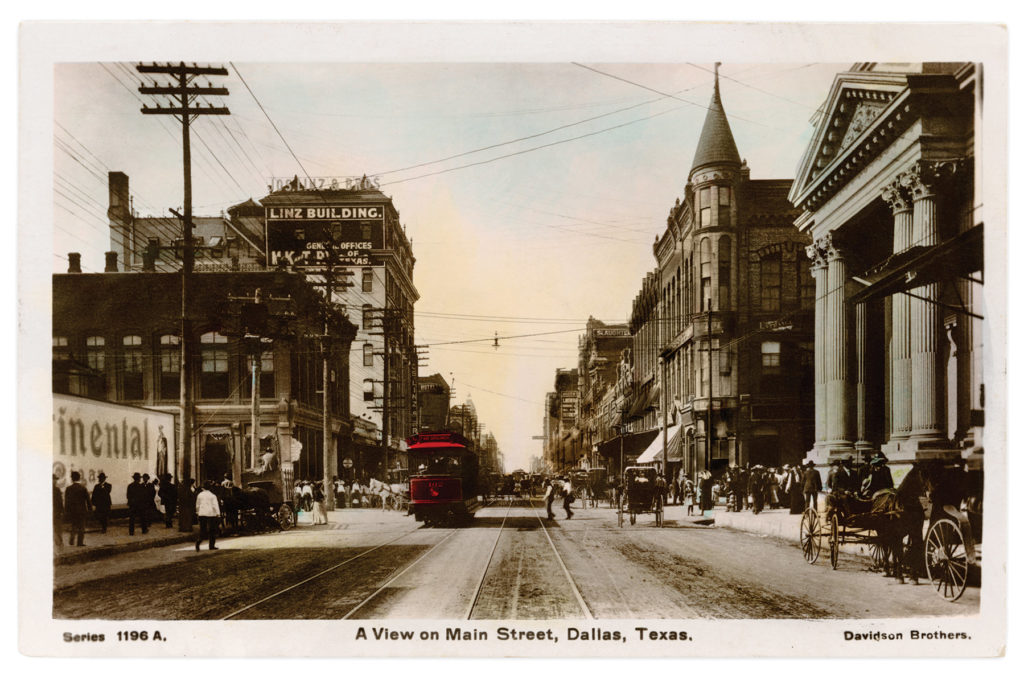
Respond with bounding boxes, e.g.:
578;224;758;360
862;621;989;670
417;373;451;432
576;317;631;469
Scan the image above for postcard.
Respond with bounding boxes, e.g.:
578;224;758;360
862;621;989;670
19;21;1007;657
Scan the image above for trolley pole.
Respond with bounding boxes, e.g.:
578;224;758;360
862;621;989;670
138;62;229;531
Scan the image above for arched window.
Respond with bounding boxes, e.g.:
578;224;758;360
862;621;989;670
159;334;180;400
718;235;732;309
85;336;105;371
122;335;144;400
200;331;230;399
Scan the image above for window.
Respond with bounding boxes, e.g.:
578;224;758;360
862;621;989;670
718;186;731;227
244;348;275;399
122;335;144;400
798;257;815;312
200;331;230;399
699;187;711;227
718;235;731;308
762;341;782;374
53;336;70;361
362;304;373;329
85;336;105;371
159;334;180;400
363;378;374;402
761;254;782;312
363;343;374;366
700;238;712;311
362;268;373;293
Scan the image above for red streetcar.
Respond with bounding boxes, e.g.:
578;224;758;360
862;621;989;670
407;431;481;527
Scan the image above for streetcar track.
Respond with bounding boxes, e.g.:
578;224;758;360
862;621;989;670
464;501;515;620
341;528;461;619
220;528;422;620
531;499;594;620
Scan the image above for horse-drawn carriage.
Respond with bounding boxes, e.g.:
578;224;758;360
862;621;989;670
617;466;664;528
799;460;982;602
231;457;296;532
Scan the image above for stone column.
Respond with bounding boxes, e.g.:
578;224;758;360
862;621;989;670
881;180;913;445
854;301;871;452
824;235;853;450
806;241;829;453
902;162;949;443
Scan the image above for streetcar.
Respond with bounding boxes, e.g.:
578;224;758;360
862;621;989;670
407;431;481;527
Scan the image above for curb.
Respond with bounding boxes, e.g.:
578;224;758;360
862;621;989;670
54;533;193;566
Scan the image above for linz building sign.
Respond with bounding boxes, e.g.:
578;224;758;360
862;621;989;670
266;204;384;269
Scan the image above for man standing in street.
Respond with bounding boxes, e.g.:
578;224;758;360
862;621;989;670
195;481;221;551
562;477;574;519
64;470;92;547
91;472;112;533
127;472;149;535
159;473;177;529
542;478;556;520
803;461;823;513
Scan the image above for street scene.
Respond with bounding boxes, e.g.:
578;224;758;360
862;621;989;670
53;499;978;621
42;46;990;633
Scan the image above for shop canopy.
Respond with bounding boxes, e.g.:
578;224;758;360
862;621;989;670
636;423;683;464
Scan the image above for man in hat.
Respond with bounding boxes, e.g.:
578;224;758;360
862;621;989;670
91;472;112;533
829;457;857;495
52;474;64;550
194;481;221;551
861;454;895;498
126;472;149;535
158;473;177;529
802;461;823;513
64;470;92;546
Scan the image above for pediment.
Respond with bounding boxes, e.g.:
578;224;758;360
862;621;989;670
789;71;908;209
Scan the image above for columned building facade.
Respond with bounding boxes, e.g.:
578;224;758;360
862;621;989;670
789;63;982;476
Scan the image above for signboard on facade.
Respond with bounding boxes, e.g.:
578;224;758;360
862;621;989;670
594;328;630;337
266;204;384;269
52;394;175;507
560;391;579;425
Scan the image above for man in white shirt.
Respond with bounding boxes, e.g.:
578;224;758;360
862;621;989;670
562;477;574;520
195;482;222;551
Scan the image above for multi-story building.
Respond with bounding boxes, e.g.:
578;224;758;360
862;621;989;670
640;69;814;479
416;372;451;433
625;273;662;435
576;317;632;469
53;258;357;487
260;177;419;480
788;63;983;478
541;369;581;473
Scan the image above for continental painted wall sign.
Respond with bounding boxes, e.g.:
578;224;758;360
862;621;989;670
266;204;385;269
52;394;175;506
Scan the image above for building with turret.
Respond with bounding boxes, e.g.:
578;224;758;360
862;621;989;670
642;67;814;479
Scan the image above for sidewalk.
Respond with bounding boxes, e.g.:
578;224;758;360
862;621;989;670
713;504;875;559
54;517;194;566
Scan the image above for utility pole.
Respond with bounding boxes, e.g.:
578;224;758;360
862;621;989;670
706;299;713;476
320;224;352;511
138;62;229;531
660;357;668;476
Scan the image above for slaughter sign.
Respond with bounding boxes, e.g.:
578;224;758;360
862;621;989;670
266;204;384;269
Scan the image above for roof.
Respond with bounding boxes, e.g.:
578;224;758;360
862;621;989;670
690;72;741;173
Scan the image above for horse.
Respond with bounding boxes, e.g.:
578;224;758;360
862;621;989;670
869;465;935;584
215;484;273;533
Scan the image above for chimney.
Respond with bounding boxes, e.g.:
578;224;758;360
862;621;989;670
67;252;82;274
104;251;118;273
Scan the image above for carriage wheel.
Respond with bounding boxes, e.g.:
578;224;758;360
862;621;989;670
274;504;295;531
926;518;969;602
800;508;822;564
829;514;840;570
869;532;886;571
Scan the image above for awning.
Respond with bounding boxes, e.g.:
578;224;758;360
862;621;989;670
849;224;983;312
636;423;682;464
596;428;658;462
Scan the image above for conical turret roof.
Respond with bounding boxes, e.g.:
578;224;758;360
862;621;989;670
690;67;741;174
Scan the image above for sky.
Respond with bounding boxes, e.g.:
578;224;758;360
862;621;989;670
52;60;847;472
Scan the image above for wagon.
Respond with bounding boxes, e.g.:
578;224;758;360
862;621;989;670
616;466;664;528
799;461;982;602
